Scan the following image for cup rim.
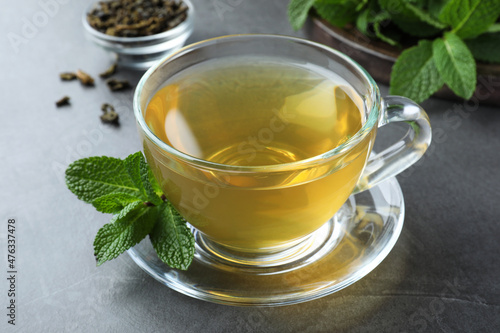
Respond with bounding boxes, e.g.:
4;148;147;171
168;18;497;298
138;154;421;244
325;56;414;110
82;0;194;43
133;34;380;172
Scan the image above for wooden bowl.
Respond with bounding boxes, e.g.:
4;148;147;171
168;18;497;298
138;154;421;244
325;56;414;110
306;17;500;106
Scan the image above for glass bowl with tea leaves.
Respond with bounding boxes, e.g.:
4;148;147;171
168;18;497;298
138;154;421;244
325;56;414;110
83;0;194;70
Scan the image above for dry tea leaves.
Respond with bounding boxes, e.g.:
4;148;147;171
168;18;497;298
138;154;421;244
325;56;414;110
87;0;188;37
56;96;71;107
107;79;131;91
60;72;77;81
99;63;117;78
76;69;95;86
101;103;119;124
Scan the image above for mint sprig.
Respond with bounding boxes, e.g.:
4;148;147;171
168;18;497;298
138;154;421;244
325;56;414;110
66;152;195;270
288;0;500;103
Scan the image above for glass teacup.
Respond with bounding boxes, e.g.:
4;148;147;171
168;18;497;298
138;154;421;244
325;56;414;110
133;35;431;270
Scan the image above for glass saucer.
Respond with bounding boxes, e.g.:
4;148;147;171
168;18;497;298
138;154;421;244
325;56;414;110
127;177;404;306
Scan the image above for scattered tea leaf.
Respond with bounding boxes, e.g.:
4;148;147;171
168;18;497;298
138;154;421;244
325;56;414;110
60;72;77;81
100;103;119;124
99;63;117;78
76;69;95;86
106;78;131;91
55;96;71;107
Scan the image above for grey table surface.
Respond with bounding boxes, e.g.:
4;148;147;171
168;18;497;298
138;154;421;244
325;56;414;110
1;0;500;332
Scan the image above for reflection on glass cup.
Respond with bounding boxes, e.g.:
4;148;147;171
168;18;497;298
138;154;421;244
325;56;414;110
133;35;431;268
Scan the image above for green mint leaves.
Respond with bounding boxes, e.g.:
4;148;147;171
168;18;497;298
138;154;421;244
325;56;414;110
288;0;316;30
440;0;500;39
313;0;359;29
390;32;477;101
288;0;500;103
466;32;500;63
66;152;195;270
378;0;443;37
150;202;196;270
390;40;444;103
433;32;477;99
65;156;143;203
93;201;157;266
124;152;164;206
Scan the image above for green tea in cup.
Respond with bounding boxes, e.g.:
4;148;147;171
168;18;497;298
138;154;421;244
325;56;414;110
144;56;374;250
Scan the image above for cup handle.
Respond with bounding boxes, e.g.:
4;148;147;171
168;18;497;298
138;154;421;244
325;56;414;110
353;96;432;194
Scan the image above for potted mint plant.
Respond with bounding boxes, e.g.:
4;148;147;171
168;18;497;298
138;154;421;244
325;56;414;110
289;0;500;104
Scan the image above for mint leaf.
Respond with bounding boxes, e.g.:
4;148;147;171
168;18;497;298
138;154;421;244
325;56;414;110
142;144;164;197
373;11;399;46
378;0;443;37
486;24;500;33
356;8;370;35
428;0;450;19
405;2;446;29
150;202;195;270
147;167;163;198
288;0;317;30
390;40;444;103
432;32;477;99
94;201;158;265
355;1;401;45
355;0;369;11
439;0;500;39
124;152;163;206
66;156;142;203
92;193;141;214
314;0;358;28
466;32;500;63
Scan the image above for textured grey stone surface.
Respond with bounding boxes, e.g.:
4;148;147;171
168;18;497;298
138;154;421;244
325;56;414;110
1;0;499;332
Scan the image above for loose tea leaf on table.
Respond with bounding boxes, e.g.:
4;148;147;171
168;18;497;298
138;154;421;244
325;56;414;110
55;96;71;107
76;69;95;86
99;63;117;78
60;72;77;81
107;78;131;91
101;103;119;124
